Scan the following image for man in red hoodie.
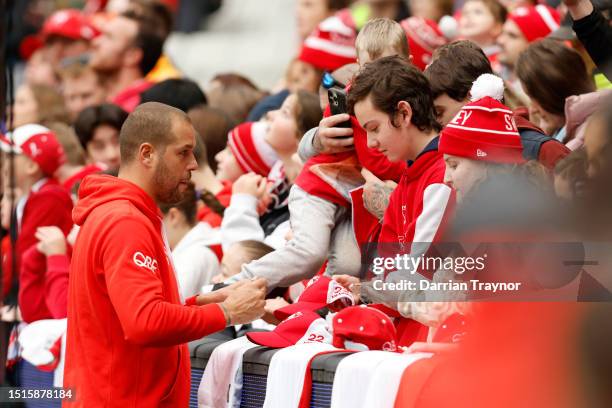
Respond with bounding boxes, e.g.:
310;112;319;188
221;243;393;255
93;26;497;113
64;102;266;407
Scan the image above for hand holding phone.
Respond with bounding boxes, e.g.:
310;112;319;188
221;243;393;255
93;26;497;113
327;88;351;128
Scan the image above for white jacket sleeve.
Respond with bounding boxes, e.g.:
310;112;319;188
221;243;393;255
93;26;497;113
297;127;319;163
220;193;264;252
174;246;220;299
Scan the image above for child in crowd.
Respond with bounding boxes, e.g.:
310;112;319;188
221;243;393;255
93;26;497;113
0;125;73;323
458;0;507;73
214;121;279;183
221;90;322;252
73;103;128;172
212;240;275;284
160;183;220;299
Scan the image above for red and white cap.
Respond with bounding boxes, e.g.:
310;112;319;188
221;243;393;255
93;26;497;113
332;305;398;352
246;310;332;348
400;17;448;71
0;124;66;176
439;74;525;164
227;121;279;177
274;276;355;321
41;9;100;42
508;5;561;43
298;13;358;72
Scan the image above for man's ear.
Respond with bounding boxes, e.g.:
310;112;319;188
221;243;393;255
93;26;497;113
124;46;143;70
24;156;42;178
167;207;182;226
139;143;155;168
397;100;413;127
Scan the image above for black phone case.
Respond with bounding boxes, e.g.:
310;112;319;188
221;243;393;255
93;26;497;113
327;88;352;129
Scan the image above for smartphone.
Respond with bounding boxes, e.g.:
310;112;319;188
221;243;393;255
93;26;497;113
327;88;352;129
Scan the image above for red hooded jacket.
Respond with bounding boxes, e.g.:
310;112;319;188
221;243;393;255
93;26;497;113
295;112;407;207
64;175;226;407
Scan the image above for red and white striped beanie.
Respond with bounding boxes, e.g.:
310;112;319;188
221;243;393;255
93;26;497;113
298;13;358;72
439;74;525;164
227;121;279;176
508;5;561;43
400;17;448;71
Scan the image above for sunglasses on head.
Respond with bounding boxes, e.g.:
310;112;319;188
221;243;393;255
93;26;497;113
321;72;346;90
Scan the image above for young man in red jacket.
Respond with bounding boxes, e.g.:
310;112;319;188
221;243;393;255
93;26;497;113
346;56;456;345
63;102;266;407
349;56;454;258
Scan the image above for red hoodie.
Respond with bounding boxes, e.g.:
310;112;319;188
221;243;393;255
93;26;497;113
64;175;226;407
295;111;407;207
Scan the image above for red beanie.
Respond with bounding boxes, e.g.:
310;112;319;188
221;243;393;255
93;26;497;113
41;9;99;42
439;74;525;164
227;121;278;176
0;124;66;176
508;5;561;43
400;17;448;71
298;13;357;72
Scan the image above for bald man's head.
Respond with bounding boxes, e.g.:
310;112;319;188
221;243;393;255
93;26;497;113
119;102;191;164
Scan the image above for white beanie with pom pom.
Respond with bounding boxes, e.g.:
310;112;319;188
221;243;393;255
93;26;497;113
469;73;505;102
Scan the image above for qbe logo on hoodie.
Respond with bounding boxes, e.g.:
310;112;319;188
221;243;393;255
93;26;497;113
133;251;158;273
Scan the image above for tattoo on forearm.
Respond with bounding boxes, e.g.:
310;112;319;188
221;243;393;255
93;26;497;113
365;183;394;220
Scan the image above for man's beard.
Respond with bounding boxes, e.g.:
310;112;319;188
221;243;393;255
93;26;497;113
153;160;187;205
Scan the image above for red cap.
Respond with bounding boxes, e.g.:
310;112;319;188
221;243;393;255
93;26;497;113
246;310;332;348
439;74;525;164
332;305;398;352
400;17;448;71
274;276;355;321
41;9;99;42
508;5;560;43
0;124;66;176
298;13;357;72
227;122;278;177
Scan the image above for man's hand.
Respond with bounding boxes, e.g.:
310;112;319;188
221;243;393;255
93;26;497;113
562;0;593;20
333;275;361;303
232;173;268;198
361;168;397;221
220;278;267;325
194;280;249;305
35;226;67;256
261;297;290;325
314;114;355;154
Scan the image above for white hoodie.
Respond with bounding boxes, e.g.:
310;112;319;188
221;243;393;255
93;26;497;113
172;222;220;299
